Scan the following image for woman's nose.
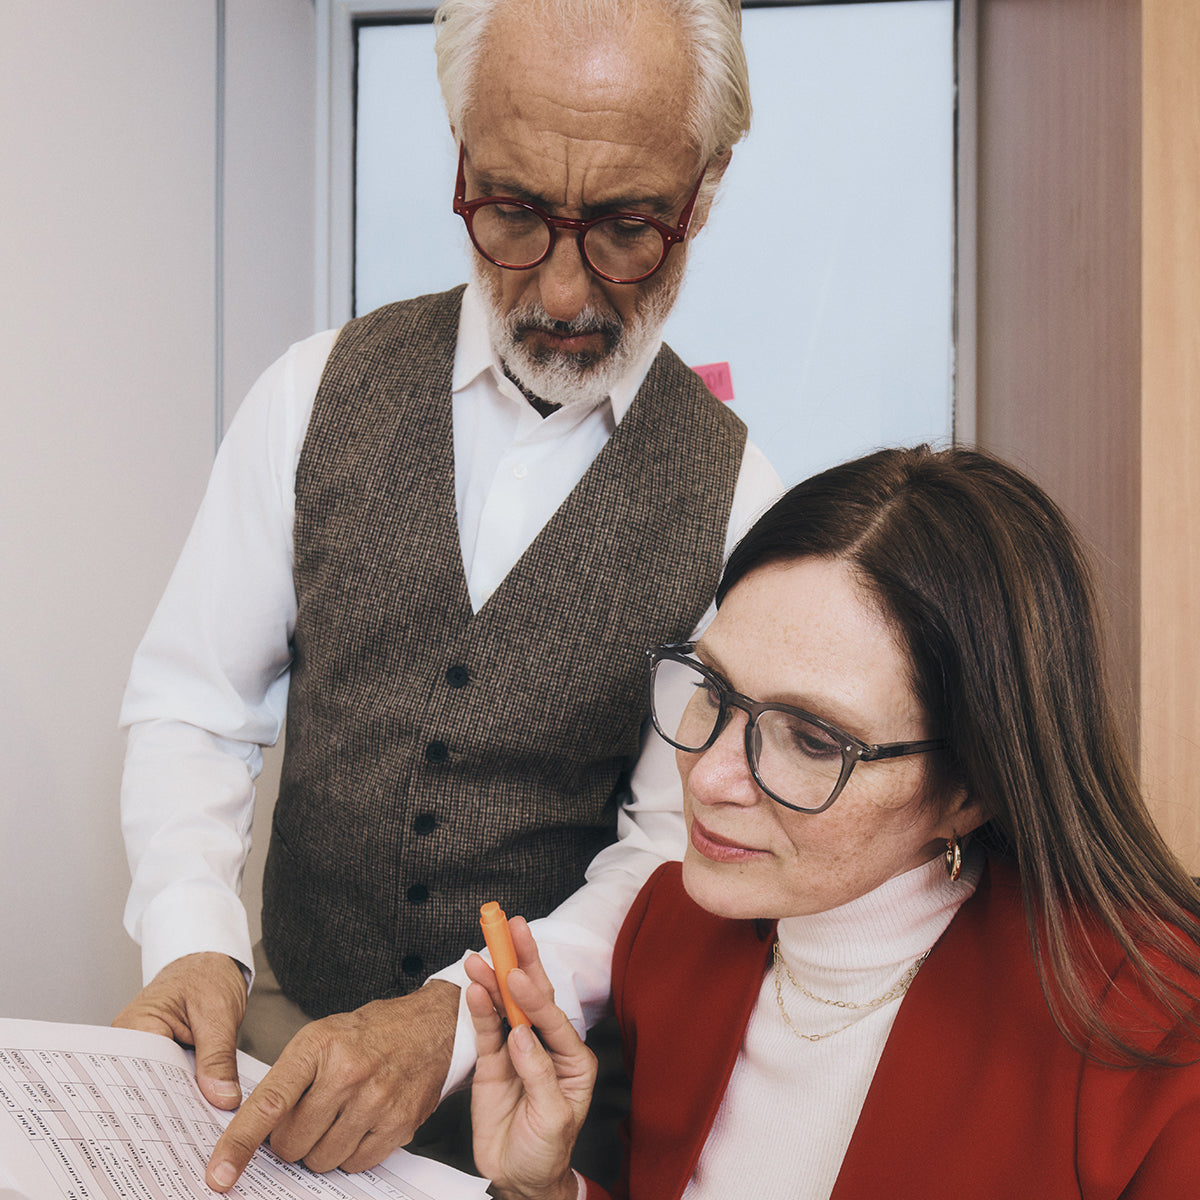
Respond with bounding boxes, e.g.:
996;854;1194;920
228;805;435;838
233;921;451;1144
683;708;765;808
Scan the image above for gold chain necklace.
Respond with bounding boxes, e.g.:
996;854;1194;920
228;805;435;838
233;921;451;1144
772;941;930;1043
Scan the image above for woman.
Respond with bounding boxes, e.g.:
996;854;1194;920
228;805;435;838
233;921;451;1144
466;446;1200;1199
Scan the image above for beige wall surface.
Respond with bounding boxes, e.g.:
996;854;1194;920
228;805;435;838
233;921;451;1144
972;0;1200;869
0;0;315;1024
1139;0;1200;866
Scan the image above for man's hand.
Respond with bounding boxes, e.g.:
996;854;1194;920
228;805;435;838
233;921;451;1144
204;980;459;1192
113;952;248;1111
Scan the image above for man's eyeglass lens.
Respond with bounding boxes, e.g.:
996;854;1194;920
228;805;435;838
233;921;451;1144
649;655;850;812
467;203;672;283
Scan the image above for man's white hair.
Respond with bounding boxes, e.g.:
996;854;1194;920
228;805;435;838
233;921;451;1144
434;0;751;199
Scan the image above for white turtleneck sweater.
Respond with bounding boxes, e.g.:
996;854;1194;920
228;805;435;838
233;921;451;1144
682;847;984;1200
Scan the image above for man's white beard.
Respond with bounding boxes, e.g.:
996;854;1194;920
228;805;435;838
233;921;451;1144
472;253;686;411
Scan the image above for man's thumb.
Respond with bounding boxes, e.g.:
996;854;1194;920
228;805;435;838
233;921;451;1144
194;1017;243;1109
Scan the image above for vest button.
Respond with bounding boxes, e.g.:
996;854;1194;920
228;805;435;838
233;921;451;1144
425;741;449;764
445;665;470;688
406;884;430;905
413;812;437;835
401;954;424;976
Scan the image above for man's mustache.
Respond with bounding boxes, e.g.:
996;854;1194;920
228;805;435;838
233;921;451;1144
509;305;623;342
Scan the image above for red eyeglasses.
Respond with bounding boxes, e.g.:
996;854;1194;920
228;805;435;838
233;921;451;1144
452;144;705;285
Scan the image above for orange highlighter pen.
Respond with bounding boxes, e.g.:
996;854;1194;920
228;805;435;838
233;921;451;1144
479;901;530;1028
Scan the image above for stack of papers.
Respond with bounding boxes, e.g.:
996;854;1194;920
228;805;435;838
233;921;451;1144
0;1019;490;1200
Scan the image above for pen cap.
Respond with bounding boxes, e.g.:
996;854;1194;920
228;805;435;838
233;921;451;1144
479;900;530;1026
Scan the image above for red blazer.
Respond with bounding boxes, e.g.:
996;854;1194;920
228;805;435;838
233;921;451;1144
583;860;1200;1200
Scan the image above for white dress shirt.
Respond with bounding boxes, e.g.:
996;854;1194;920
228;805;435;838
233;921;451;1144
119;283;781;1091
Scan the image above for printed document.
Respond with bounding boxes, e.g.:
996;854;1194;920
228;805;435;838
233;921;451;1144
0;1019;489;1200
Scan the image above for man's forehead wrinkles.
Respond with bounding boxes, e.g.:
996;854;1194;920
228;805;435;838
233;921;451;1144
469;135;683;217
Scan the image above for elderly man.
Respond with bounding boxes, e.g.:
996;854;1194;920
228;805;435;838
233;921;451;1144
114;0;778;1187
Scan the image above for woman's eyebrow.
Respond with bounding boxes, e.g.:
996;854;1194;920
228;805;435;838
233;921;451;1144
693;642;873;738
694;644;760;699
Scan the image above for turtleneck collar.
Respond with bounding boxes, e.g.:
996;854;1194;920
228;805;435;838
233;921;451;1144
774;843;984;1003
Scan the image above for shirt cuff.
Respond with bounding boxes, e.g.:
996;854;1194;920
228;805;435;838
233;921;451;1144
137;884;255;988
427;954;477;1098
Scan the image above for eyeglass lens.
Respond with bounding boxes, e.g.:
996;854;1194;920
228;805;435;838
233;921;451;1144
468;203;668;282
651;655;848;810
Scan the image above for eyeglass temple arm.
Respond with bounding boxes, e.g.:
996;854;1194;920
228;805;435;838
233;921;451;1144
861;738;946;762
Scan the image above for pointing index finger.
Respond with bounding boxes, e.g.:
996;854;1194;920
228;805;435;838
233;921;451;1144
205;1055;316;1191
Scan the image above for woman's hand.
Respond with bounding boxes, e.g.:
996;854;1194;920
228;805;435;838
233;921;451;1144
467;916;597;1200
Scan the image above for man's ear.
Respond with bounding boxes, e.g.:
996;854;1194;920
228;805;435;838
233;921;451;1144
688;149;733;237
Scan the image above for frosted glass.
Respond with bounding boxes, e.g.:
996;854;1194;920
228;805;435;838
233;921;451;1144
354;1;955;485
355;22;463;308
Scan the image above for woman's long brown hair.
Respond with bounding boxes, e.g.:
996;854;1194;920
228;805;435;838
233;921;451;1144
719;445;1200;1066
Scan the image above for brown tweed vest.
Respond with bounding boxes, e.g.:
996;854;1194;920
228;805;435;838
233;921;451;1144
261;286;746;1017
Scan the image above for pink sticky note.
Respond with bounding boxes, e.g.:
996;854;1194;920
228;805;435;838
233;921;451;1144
691;361;735;402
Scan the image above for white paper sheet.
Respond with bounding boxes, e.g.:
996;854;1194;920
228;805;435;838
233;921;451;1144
0;1019;489;1200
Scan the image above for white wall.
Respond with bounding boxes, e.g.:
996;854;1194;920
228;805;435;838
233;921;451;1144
0;0;316;1024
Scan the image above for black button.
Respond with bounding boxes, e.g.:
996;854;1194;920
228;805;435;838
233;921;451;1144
425;741;449;764
445;665;470;688
407;884;430;905
413;812;437;835
401;954;424;975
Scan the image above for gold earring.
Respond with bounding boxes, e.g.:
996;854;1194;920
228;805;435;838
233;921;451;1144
944;834;962;882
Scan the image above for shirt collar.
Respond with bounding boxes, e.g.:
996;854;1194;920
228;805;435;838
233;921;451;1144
452;281;664;424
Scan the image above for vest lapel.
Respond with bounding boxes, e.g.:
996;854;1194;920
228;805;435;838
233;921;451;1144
296;283;471;624
478;342;734;617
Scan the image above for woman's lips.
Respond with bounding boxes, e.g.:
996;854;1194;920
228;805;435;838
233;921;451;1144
690;818;767;863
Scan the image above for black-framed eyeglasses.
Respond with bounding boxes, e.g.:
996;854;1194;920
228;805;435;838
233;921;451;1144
647;644;946;814
452;143;705;285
